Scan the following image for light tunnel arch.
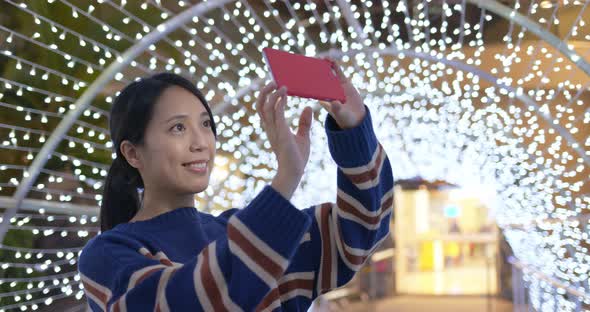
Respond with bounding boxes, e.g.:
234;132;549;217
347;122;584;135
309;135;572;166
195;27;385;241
2;0;583;224
0;0;588;310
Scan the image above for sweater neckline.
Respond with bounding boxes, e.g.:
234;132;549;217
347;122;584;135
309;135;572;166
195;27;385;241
113;206;204;231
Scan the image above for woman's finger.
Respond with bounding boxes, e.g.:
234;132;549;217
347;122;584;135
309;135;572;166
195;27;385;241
324;57;349;83
274;91;288;131
256;82;277;120
318;100;331;113
265;86;286;127
297;106;313;138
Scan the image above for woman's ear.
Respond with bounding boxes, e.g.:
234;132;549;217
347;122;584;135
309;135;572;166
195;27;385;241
120;140;143;170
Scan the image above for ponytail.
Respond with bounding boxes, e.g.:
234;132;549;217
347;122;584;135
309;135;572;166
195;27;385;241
100;156;144;232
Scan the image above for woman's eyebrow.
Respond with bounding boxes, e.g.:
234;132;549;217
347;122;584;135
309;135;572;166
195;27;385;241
163;112;210;124
163;114;188;124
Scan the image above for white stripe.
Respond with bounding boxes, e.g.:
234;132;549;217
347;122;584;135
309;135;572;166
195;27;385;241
80;273;112;298
229;216;289;270
260;272;315;312
83;288;106;311
337;210;390;230
337;188;394;218
138;247;182;266
228;240;276;287
280;288;313;301
193;252;214;312
127;264;167;290
138;247;152;258
107;295;127;312
207;242;244;312
338;189;393;230
328;208;338;290
330;205;362;272
116;295;127;312
80;273;111;311
155;266;179;312
340;144;382;175
353;148;386;190
331;204;392;272
278;271;314;284
343;217;392;257
299;232;311;244
259;296;282;312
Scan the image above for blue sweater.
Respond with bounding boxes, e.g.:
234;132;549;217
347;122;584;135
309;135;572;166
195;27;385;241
78;106;394;311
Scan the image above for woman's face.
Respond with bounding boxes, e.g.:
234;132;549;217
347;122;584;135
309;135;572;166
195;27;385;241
134;85;216;195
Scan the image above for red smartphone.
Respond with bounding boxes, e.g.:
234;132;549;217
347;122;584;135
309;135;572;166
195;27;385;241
262;48;346;102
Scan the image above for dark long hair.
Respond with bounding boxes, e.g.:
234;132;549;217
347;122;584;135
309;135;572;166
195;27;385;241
100;73;217;232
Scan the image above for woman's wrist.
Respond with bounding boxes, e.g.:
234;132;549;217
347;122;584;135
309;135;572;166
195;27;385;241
270;170;302;200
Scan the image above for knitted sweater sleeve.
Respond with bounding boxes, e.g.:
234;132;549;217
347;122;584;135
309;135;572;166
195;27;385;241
254;106;394;311
78;186;311;312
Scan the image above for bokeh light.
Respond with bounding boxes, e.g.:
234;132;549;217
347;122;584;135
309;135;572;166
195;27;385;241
0;0;588;310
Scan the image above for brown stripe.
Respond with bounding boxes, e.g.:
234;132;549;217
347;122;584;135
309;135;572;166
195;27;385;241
278;278;314;294
143;250;174;267
144;251;156;259
345;144;384;184
135;267;163;287
334;210;367;266
319;203;333;293
382;196;394;213
113;299;120;312
228;223;283;279
255;287;280;312
82;281;108;307
335;193;393;267
337;192;393;226
155;302;161;312
337;196;381;225
255;277;315;311
160;258;174;266
200;246;229;312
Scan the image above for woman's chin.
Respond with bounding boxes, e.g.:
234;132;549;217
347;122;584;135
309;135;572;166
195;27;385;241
188;183;209;194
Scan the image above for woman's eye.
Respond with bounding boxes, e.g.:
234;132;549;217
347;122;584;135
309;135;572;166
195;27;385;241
203;120;211;128
171;123;185;132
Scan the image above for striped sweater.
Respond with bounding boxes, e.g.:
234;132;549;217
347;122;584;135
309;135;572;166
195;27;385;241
77;105;394;311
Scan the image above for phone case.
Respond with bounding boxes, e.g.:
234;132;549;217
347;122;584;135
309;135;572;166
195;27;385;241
262;48;347;102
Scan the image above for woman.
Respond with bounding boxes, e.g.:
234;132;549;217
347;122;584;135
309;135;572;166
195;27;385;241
78;60;394;311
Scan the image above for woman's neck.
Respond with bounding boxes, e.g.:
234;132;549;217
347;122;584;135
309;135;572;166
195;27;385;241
129;189;195;223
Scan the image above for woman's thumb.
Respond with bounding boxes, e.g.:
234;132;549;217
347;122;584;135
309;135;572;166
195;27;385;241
330;101;342;114
297;106;313;138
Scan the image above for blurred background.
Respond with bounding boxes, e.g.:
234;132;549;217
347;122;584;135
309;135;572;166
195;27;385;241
0;0;588;311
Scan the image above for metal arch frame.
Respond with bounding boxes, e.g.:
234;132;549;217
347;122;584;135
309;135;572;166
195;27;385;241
0;0;235;242
0;196;96;216
334;0;368;41
467;0;590;77
0;0;589;229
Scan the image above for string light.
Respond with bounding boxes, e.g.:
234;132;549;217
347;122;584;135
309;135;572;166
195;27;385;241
0;0;588;310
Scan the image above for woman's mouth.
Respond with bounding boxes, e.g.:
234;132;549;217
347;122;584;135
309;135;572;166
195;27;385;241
183;162;207;174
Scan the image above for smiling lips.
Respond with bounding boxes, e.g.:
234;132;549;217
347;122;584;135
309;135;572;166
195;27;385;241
183;160;208;174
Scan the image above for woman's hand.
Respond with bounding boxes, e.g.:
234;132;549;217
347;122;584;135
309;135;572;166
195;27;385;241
319;58;367;129
256;82;313;199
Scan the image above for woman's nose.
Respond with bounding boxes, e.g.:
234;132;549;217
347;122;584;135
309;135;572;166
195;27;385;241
189;131;207;152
